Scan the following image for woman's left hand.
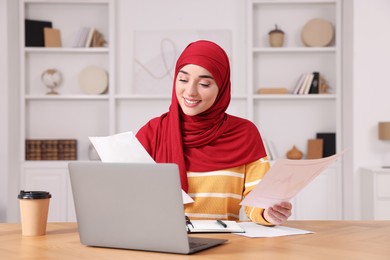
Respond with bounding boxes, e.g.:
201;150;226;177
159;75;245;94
263;201;292;225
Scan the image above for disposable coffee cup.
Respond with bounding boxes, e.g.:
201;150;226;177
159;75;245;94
18;190;51;236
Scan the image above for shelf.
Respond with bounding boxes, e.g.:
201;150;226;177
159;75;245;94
23;0;109;5
253;94;336;100
253;47;336;53
25;94;109;100
251;0;336;4
115;95;171;100
24;47;109;53
114;95;248;100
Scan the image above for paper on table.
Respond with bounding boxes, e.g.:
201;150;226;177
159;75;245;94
89;131;194;204
240;151;345;208
235;222;313;238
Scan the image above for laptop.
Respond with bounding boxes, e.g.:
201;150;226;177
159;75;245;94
68;162;227;254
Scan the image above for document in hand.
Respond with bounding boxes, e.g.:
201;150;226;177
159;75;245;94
88;131;194;204
187;220;245;233
240;151;345;208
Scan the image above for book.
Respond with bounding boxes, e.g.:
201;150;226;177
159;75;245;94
91;29;107;47
187;220;245;233
72;27;89;48
292;73;306;95
44;28;61;47
25;19;52;47
301;73;314;95
85;27;95;48
25;139;77;160
72;27;84;47
257;88;289;94
297;73;311;95
308;72;320;94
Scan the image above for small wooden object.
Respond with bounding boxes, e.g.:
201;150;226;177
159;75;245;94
44;28;61;47
286;145;303;160
307;139;324;159
257;88;289;94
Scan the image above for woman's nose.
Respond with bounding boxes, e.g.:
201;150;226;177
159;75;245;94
186;81;198;96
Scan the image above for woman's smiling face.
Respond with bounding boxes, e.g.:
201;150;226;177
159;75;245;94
175;64;219;116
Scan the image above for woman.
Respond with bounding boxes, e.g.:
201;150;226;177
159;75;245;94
136;40;291;226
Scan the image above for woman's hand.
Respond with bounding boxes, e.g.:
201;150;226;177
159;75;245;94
263;201;292;225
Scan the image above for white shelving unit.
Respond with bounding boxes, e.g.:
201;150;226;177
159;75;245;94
18;0;343;221
247;0;342;219
19;0;115;222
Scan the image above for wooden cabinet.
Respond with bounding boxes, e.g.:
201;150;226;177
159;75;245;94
361;168;390;220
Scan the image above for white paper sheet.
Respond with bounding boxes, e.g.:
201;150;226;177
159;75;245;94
89;131;194;204
240;151;345;208
235;222;313;238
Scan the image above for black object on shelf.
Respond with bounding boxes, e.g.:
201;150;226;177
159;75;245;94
316;133;336;157
309;71;320;94
25;19;52;47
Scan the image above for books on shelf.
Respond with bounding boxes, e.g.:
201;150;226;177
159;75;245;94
308;72;320;94
72;27;106;48
293;71;321;95
26;139;77;160
72;27;89;48
25;19;53;47
85;27;95;48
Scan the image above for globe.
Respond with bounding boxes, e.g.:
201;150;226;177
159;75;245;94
41;69;62;95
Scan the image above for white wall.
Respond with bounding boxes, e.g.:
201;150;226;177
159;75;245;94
116;0;246;98
351;0;390;219
0;0;19;223
0;0;9;222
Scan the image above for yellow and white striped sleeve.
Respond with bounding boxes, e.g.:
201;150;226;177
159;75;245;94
243;157;274;226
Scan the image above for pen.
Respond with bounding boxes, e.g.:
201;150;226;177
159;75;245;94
216;219;227;228
185;216;194;229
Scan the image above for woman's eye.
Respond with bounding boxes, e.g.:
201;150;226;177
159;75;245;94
200;82;210;87
179;79;188;83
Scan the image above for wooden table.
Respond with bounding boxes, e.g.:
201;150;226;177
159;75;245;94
1;221;390;259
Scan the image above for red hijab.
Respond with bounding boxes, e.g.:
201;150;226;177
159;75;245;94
136;40;266;192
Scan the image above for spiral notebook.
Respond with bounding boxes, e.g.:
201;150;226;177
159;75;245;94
187;220;245;233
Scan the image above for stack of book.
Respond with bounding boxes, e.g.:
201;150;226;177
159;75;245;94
72;27;106;48
292;72;320;95
26;139;77;160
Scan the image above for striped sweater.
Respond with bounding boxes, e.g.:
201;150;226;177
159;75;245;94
184;157;272;226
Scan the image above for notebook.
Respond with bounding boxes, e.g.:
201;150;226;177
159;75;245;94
68;162;227;254
187;220;245;233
